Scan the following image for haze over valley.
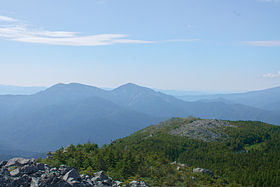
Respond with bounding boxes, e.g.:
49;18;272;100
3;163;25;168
0;82;279;159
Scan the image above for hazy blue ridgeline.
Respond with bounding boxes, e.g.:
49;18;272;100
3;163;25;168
0;83;279;160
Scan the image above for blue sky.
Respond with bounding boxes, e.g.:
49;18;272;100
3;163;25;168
0;0;279;92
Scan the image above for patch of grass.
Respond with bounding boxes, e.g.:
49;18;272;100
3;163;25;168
245;142;265;151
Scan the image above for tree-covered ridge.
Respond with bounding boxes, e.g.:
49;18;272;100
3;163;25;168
41;118;280;186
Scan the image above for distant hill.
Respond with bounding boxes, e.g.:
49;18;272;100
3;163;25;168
177;86;280;112
0;145;46;161
153;88;218;96
0;83;279;155
43;117;280;186
0;83;160;153
0;84;46;95
106;83;280;124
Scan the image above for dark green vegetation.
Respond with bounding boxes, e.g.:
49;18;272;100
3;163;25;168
41;118;280;186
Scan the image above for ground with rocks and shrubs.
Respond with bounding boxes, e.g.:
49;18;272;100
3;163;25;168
0;157;149;186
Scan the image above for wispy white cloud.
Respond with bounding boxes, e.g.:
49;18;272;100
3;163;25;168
0;24;154;46
263;71;280;78
0;16;17;22
243;40;280;47
0;15;197;46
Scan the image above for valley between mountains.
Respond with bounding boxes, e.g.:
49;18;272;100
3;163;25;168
0;83;279;158
0;83;280;186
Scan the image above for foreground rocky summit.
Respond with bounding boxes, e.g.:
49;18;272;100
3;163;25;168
0;158;149;187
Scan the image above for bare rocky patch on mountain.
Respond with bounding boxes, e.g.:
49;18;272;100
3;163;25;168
169;119;235;142
142;118;235;142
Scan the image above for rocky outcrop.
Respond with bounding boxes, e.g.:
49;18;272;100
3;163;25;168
193;168;214;177
170;161;186;171
129;181;149;187
0;157;149;187
170;119;234;142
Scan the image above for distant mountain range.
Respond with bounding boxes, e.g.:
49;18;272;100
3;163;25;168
177;86;280;112
0;84;46;95
0;83;279;158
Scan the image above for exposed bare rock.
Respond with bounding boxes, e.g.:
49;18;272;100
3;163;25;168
129;180;149;187
5;157;34;167
193;167;214;177
0;157;149;187
170;119;234;141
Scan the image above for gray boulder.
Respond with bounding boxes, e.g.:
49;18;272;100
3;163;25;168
21;164;39;174
0;157;149;187
113;181;123;186
59;165;72;176
129;180;149;187
0;160;7;168
39;172;71;187
193;167;214;177
0;167;10;177
30;177;39;187
63;169;81;181
5;157;32;167
36;163;45;170
91;171;109;184
10;168;20;177
10;174;31;187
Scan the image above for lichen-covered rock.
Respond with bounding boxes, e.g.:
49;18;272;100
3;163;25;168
10;168;20;177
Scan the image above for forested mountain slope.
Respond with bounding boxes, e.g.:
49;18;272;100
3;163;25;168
42;117;280;186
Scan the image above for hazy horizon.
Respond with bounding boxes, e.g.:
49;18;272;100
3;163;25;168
1;81;280;95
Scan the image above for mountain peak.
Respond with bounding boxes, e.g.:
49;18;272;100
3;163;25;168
48;82;95;89
113;83;154;93
119;83;143;88
35;83;109;100
41;83;103;92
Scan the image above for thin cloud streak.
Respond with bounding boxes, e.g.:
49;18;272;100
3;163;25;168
13;35;156;46
0;16;17;22
0;15;197;46
0;24;154;46
263;71;280;78
243;40;280;47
